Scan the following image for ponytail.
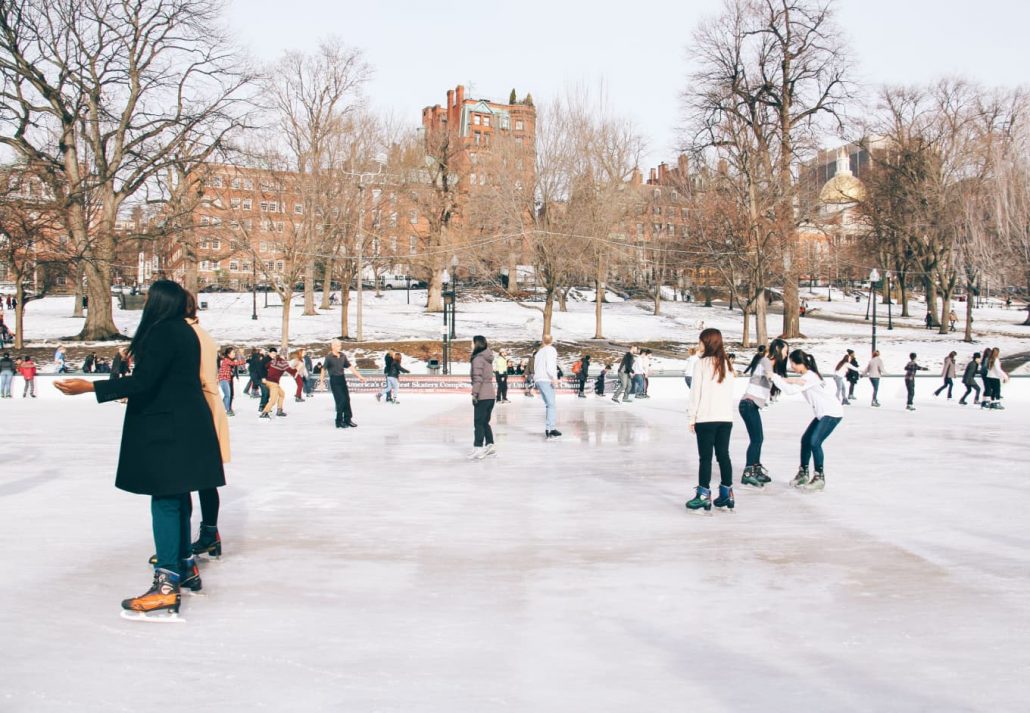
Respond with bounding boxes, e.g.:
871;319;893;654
787;349;823;380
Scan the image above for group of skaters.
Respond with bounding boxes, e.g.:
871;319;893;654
0;352;37;398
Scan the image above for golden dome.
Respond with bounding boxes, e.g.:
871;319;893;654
819;148;865;204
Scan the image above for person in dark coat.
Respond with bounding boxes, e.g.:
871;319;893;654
55;279;225;619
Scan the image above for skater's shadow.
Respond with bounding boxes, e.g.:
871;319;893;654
0;469;60;497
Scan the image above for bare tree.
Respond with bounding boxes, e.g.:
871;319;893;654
686;0;851;339
0;0;252;340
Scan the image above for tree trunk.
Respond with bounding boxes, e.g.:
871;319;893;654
938;291;951;336
340;287;351;339
756;290;768;346
279;289;292;352
558;287;568;313
14;281;25;350
77;258;121;340
741;303;751;348
320;260;333;310
182;228;199;295
964;287;974;342
593;276;604;339
302;260;316;316
542;290;555;337
653;282;662;316
925;279;940;327
427;269;443;312
72;262;84;318
781;268;801;338
899;275;910;317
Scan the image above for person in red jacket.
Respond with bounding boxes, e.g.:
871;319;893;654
260;347;296;419
18;355;37;398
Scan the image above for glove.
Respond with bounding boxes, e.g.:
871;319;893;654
472;395;479;405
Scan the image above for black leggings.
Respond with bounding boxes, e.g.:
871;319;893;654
473;399;495;446
960;382;981;402
495;373;507;401
934;377;954;398
196;488;220;527
694;421;733;489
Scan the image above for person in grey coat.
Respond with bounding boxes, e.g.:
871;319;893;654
469;334;497;460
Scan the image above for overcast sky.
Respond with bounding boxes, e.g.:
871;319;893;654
227;0;1030;167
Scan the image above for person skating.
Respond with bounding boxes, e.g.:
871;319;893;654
574;354;591;398
738;339;788;489
260;348;296;419
983;348;1009;410
303;350;315;398
55;280;224;621
979;346;993;407
244;348;263;399
289;349;308;403
594;362;609;396
319;339;366;428
218;347;245;415
958;353;981;405
862;350;886;406
904;353;928;411
184;292;231;565
770;350;843;491
534;334;561;438
0;351;14;398
523;351;536;397
683;346;699;389
493;349;510;403
255;349;272;412
18;354;36;398
845;351;860;401
833;351;852;406
54;345;69;374
469;335;497;459
376;352;394;403
743;345;767;376
685;328;736;512
934;351;957;400
110;347;130;380
383;352;409;404
633;348;648;398
612;347;637;403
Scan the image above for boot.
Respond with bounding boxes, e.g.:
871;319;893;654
179;556;202;593
191;523;222;558
276;409;287;417
790;466;810;488
804;470;826;491
754;463;772;484
741;466;764;488
122;568;180;614
685;486;712;512
714;485;735;510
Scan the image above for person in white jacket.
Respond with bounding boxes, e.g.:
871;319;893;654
770;350;843;491
534;334;561;438
685;328;737;513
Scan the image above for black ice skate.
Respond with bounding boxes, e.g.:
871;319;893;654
714;485;735;511
685;486;712;513
741;466;764;489
191;523;222;558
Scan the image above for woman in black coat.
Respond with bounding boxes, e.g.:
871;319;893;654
56;280;224;620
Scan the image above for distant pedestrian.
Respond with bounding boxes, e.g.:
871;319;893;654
612;347;637;403
493;349;510;403
218;347;245;415
574;354;590;398
904;352;928;411
18;354;36;397
469;335;497;460
0;351;15;398
862;350;885;407
982;347;1008;410
934;351;957;400
534;334;561;439
594;362;609;396
958;353;981;406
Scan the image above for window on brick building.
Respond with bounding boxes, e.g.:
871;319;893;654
294;203;303;214
389;212;398;227
408;210;417;224
483;116;490;127
474;132;481;145
212;240;221;249
264;261;273;272
276;261;284;272
242;198;252;210
469;173;476;185
390;236;398;252
409;236;417;254
259;241;268;252
242;261;251;272
231;197;241;209
636;223;643;237
515;119;524;131
229;260;239;272
515;137;523;147
500;115;510;130
473;114;481;125
231;177;241;189
242;179;254;190
208;176;223;188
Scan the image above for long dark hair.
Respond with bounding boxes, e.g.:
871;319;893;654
768;338;789;377
471;335;488;361
129;280;187;358
787;349;822;380
699;328;730;383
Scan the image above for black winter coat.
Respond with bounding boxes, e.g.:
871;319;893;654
93;319;225;497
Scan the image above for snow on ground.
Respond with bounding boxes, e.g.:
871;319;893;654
2;377;1028;711
7;287;1029;376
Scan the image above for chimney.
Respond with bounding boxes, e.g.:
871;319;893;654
455;85;464;107
658;162;668;183
630;167;642;186
648;168;657;184
677;153;689;177
446;89;454;108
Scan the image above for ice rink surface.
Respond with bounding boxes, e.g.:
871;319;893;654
2;377;1028;712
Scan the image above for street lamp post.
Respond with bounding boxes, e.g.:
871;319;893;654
251;262;258;320
886;271;893;330
356;182;365;342
441;268;451;375
870;268;880;354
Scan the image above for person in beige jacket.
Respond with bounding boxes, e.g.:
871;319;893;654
685;328;736;513
184;292;228;558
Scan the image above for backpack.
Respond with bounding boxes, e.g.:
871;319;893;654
571;360;582;375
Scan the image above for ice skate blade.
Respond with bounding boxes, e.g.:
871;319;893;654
714;507;735;513
120;609;185;623
180;589;205;597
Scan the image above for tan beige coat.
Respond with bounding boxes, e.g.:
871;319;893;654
187;318;231;464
